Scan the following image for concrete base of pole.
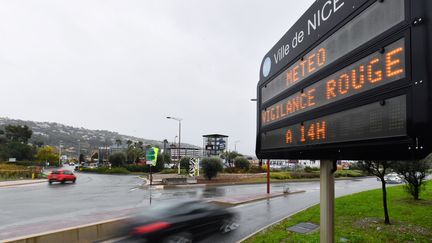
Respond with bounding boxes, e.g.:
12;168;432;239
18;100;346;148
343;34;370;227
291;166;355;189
320;160;335;243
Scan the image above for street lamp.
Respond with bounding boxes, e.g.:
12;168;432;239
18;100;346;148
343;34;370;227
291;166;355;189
167;116;182;174
251;98;269;193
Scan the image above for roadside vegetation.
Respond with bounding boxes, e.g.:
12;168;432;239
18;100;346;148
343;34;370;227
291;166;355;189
0;163;43;181
80;167;130;174
245;182;432;243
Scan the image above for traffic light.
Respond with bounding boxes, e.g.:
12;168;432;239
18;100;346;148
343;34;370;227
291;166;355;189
146;147;159;166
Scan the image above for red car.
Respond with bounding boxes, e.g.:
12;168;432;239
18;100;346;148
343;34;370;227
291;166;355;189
48;170;76;184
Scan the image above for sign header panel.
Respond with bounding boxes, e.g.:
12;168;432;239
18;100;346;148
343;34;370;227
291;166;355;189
261;0;405;103
261;39;406;127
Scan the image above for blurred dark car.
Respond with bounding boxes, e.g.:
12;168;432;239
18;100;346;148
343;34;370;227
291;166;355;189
122;200;238;243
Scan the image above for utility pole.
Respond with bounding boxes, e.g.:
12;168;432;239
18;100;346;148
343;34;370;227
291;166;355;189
58;141;62;167
77;139;80;162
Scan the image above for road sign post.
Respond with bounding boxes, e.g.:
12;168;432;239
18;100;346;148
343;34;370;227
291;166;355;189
267;159;270;194
320;160;336;243
146;147;159;187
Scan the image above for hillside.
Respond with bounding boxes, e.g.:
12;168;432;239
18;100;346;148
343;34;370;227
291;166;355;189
0;117;196;158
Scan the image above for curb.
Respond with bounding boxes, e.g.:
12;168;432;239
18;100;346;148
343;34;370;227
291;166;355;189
2;217;128;243
0;180;47;188
210;190;306;207
147;176;372;189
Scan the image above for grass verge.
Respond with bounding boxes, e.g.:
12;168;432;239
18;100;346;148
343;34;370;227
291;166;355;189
244;182;432;243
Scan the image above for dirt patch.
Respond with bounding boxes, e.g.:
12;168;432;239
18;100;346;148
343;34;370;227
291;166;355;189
354;217;432;237
395;198;432;206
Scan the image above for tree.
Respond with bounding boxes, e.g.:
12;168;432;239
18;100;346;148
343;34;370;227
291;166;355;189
4;125;33;144
36;146;59;163
79;153;86;163
126;140;133;148
392;156;431;200
234;156;251;171
109;153;126;167
127;146;144;163
221;151;242;167
115;138;122;147
180;156;191;171
154;153;170;172
0;142;35;161
358;160;392;224
33;140;44;148
201;157;223;180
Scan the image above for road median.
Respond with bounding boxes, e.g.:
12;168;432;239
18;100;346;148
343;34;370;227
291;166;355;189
0;179;46;188
3;217;127;243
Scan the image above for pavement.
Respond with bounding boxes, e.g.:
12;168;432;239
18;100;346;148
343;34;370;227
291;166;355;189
0;179;46;187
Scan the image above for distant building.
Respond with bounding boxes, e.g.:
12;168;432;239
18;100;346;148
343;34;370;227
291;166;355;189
98;146;111;162
169;147;203;161
298;160;320;168
110;144;128;155
269;160;298;169
202;134;228;157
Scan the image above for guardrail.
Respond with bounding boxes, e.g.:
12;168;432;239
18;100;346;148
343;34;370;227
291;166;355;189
3;217;127;243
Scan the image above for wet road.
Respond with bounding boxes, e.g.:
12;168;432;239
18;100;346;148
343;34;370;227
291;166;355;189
0;167;383;241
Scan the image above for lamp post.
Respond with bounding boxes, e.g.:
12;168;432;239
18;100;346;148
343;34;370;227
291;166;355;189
167;116;182;174
59;142;62;167
251;98;269;193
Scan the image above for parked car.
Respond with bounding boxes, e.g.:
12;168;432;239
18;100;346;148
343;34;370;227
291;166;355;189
48;170;76;184
121;200;238;242
384;173;403;184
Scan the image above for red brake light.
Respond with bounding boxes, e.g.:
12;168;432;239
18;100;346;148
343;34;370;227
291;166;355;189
132;222;171;234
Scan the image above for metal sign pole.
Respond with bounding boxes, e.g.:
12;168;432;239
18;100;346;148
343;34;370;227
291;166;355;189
267;159;270;194
320;160;336;243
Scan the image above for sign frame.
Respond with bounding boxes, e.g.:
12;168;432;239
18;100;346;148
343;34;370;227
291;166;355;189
256;0;432;160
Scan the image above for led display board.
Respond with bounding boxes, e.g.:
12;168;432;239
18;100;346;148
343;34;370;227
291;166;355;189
262;39;405;127
262;95;406;149
256;0;432;160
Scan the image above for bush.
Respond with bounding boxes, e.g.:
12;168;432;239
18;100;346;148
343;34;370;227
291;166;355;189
80;167;130;174
11;161;45;167
234;156;251;171
109;153;126;167
124;164;148;173
0;163;36;180
179;157;191;171
248;166;267;173
201;157;223;180
270;172;292;180
107;167;130;174
335;170;364;178
304;166;319;173
289;172;320;179
224;167;243;173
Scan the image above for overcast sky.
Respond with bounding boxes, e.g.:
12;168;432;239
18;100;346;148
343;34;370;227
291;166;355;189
0;0;314;155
